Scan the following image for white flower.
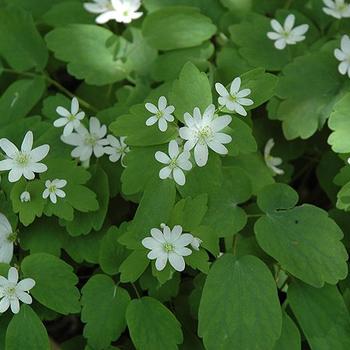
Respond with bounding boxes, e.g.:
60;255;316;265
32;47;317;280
0;131;50;183
155;140;192;186
54;97;85;137
42;179;67;204
267;14;309;50
0;214;14;264
215;77;254;116
0;267;35;314
20;191;31;203
61;117;108;163
145;96;175;132
142;225;193;272
104;135;129;166
190;237;202;251
179;105;232;167
264;138;284;176
323;0;350;19
87;0;143;24
335;35;350;77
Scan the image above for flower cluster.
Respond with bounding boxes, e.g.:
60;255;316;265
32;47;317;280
84;0;143;24
142;224;202;272
146;78;254;185
57;98;130;168
323;0;350;19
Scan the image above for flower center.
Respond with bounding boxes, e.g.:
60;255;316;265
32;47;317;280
123;10;129;16
16;152;29;166
156;111;164;119
163;242;174;252
197;126;212;144
169;158;178;169
4;284;17;298
85;134;97;146
67;114;76;122
229;94;237;102
48;185;57;193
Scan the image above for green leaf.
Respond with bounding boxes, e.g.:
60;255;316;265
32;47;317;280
328;92;350;154
203;167;252;237
5;305;50;350
169;62;212;122
0;5;48;71
42;1;95;27
224;153;275;194
11;179;46;226
22;253;81;315
255;183;348;287
151;42;214;82
64;167;109;236
120;178;176;249
273;312;301;350
45;24;130;86
142;6;216;51
41;93;71;120
198;254;282;349
169;194;208;232
81;275;130;350
288;281;350;349
126;297;183;350
99;226;129;275
274;51;345;140
110;104;178;146
119;250;149;283
19;217;64;256
0;78;46;127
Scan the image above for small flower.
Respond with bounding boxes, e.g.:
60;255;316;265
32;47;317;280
179;105;232;167
0;214;15;264
20;191;31;203
54;97;85;137
323;0;350;19
264;138;284;176
142;225;193;272
267;14;309;50
61;117;108;163
215;77;253;116
42;179;67;204
86;0;143;24
145;96;175;132
190;237;202;251
0;131;50;183
155;140;192;186
335;35;350;77
104;135;129;166
0;267;35;314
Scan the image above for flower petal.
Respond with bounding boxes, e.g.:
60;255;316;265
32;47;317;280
155;254;168;271
155;151;170;164
194;143;208;167
151;228;165;243
145;103;158;114
168;140;179;159
159;166;172;179
30;145;50;162
71;97;79;115
0;297;10;313
230;77;241;95
17;278;35;292
0;138;18;158
168;253;185;271
142;237;160;250
173;168;186;186
8;267;18;283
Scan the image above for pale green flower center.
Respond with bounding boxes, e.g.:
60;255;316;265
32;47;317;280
85;135;97;146
169;158;178;169
48;185;57;193
156;111;164;119
67;114;76;122
163;242;174;252
16;152;29;166
4;285;16;298
197;126;213;144
229;94;237;102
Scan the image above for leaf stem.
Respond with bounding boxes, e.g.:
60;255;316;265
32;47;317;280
2;68;98;113
131;282;141;299
246;213;263;218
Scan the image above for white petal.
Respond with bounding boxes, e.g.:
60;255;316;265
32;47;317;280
207;140;228;155
284;14;295;32
8;168;23;183
214;132;232;144
267;32;282;40
8;267;18;283
291;24;309;36
0;159;14;171
10;298;20;314
155;151;170;164
179;127;194;142
155;254;168;271
63;123;74;137
159;166;172;179
270;19;283;33
0;298;10;313
0;213;12;234
30;145;50;162
16;291;32;305
168;253;185;272
50;193;57;204
341;35;350;54
230;77;241;95
17;278;35;291
145;103;158;114
234;103;248;116
174;247;192;256
142;237;160;250
275;38;287;50
71;97;79;115
339;61;349;75
168;140;179;159
29;163;47;174
0;242;13;264
151;228;166;243
171;225;183;241
55;189;66;198
215;83;229;97
56;106;70;117
237;97;254;106
194;143;208;167
158;118;168;132
21;131;32;153
236;88;251;98
96;10;118;23
335;48;346;61
146;116;158;126
211;115;232;132
158;96;167;110
53;118;68;127
175;233;194;247
173;168;186;186
0;138;18;158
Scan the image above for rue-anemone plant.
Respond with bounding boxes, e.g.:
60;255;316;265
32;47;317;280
0;0;350;349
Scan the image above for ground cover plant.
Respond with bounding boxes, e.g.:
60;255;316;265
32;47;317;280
0;0;350;349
